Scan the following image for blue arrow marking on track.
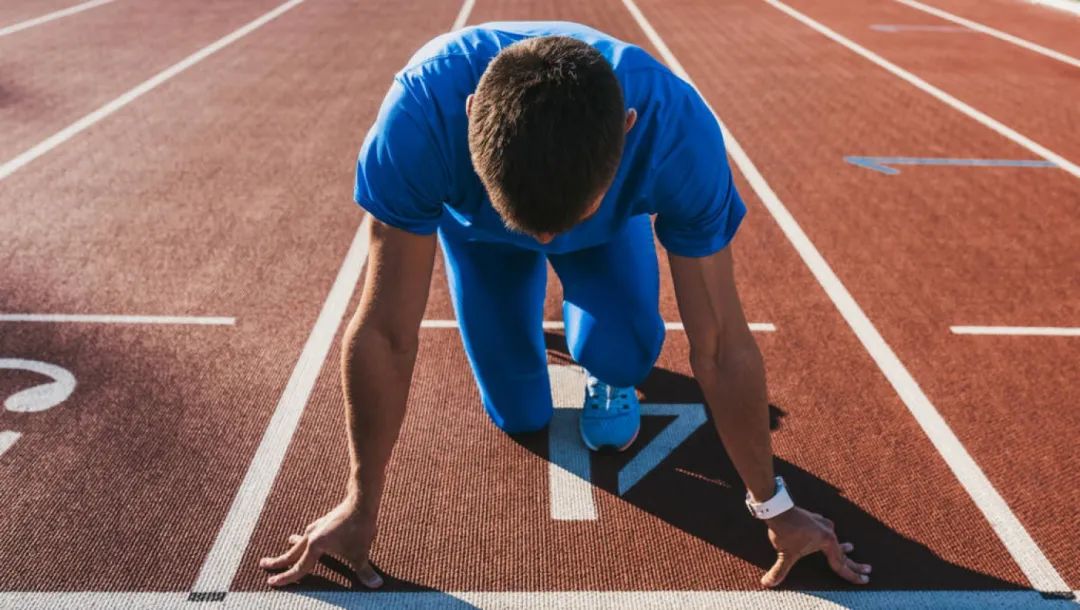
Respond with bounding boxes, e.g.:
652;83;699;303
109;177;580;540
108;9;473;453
844;156;1058;175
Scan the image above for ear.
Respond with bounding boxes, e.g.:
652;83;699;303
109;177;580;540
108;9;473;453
466;94;474;117
625;108;638;133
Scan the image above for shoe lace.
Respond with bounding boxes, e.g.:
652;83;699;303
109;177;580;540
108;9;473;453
586;376;632;411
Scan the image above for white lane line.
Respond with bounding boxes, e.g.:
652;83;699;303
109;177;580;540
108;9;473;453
420;320;777;332
0;0;306;182
189;216;372;594
0;313;235;326
0;0;117;38
191;0;476;591
762;0;1080;182
870;23;971;32
892;0;1080;69
548;364;597;521
621;0;1070;594
451;0;476;30
0;590;1077;608
1031;0;1080;17
0;430;21;459
951;325;1080;337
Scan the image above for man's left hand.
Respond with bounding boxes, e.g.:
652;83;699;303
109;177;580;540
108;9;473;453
761;507;872;588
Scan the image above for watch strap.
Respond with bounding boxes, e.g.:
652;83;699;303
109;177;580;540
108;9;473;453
745;476;794;519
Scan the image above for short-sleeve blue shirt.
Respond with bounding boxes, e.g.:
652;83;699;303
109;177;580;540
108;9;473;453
354;21;746;257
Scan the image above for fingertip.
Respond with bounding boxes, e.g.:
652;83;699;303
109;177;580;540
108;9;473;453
840;542;854;553
859;574;870;584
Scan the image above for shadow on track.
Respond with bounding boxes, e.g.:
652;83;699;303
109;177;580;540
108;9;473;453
512;333;1024;591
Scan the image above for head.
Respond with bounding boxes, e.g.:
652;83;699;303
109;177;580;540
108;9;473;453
467;36;637;244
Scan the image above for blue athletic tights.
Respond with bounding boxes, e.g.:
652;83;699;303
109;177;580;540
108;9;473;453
438;214;665;433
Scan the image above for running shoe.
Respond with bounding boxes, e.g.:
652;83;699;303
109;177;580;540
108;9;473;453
579;374;640;452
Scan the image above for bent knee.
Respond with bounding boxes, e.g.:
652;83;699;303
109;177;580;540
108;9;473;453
572;317;664;387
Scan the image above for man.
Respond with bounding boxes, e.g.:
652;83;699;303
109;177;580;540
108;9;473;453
259;21;871;589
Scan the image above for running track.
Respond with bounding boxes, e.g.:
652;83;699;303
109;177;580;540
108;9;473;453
0;0;1077;607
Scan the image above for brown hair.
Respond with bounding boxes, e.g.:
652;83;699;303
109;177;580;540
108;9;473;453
468;36;626;235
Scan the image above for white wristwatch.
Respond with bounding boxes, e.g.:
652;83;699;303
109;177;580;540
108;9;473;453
745;476;794;519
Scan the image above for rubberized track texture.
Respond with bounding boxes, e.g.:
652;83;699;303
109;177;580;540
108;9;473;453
0;0;1077;608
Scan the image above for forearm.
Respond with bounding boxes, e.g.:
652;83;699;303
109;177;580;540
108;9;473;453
340;317;418;514
692;342;775;501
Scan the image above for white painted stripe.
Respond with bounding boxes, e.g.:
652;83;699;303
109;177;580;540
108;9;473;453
869;23;971;32
762;0;1080;182
191;0;475;591
892;0;1080;69
0;590;1077;609
0;0;306;182
190;216;372;593
420;320;776;332
0;313;235;326
951;326;1080;337
618;404;707;495
548;364;597;521
0;430;21;459
0;0;116;38
621;0;1070;593
1030;0;1080;17
450;0;476;31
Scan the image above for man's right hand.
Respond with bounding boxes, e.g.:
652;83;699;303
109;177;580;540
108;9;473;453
258;495;383;589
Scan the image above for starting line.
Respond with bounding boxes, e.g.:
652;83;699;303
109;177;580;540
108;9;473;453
420;320;777;332
0;589;1076;609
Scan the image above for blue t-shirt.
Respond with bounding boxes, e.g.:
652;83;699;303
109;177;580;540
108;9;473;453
354;21;746;257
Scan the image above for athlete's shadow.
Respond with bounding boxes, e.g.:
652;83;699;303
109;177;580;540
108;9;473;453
511;333;1024;591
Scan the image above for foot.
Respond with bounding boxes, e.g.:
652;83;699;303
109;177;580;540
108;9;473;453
579;375;640;452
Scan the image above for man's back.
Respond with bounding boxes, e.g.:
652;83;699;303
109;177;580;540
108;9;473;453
355;21;746;257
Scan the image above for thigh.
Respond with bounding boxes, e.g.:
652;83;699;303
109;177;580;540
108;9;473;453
437;229;552;432
548;215;664;386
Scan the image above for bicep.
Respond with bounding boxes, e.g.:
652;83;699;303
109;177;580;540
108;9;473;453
668;246;756;366
354;217;437;347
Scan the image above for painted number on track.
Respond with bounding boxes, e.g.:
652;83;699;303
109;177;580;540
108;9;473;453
547;364;707;521
0;359;77;459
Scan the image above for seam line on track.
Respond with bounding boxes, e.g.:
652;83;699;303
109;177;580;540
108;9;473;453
189;216;372;594
0;0;117;38
892;0;1080;68
621;0;1069;593
0;0;306;183
190;0;477;593
761;0;1080;182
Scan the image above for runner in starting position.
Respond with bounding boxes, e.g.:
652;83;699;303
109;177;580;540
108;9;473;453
260;21;872;589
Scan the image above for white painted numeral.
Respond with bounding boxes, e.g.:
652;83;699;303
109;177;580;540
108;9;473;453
546;364;707;521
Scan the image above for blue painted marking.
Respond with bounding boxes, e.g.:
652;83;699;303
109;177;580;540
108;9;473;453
845;156;1058;175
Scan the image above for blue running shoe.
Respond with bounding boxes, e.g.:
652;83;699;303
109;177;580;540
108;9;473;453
579;375;640;452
